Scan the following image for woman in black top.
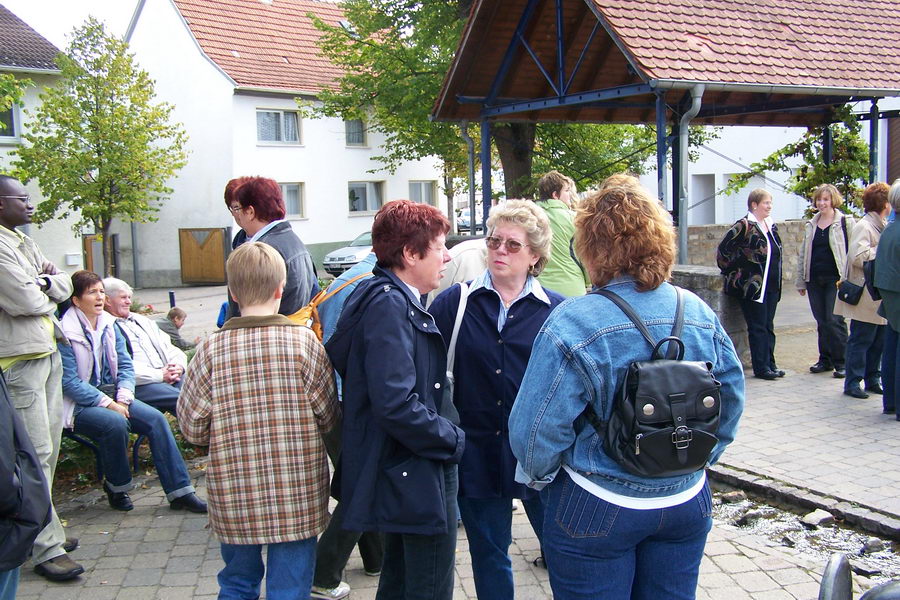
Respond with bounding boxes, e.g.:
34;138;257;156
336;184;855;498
795;184;854;377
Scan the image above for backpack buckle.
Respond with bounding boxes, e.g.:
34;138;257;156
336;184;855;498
672;426;692;449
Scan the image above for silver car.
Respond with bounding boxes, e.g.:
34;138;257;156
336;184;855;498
322;231;372;276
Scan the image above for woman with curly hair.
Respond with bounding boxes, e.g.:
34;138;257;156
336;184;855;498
510;175;744;599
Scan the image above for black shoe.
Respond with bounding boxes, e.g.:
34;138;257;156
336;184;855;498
810;362;833;373
104;482;133;511
755;370;780;380
34;555;85;581
844;388;869;399
883;408;895;415
773;369;786;378
833;368;846;379
532;555;547;570
63;537;79;553
865;383;883;395
170;492;208;514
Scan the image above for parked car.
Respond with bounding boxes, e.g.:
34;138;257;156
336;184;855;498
322;231;372;276
456;207;484;233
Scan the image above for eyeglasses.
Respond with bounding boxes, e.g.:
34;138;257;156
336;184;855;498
0;195;30;202
485;236;528;253
228;205;243;214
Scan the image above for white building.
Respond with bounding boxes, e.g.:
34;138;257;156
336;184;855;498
115;0;442;286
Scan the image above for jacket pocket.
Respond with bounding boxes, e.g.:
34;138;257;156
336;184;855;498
376;455;444;528
555;475;620;538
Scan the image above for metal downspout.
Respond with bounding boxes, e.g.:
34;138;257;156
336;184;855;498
678;84;704;263
869;100;879;184
131;222;141;288
655;91;668;208
460;122;477;236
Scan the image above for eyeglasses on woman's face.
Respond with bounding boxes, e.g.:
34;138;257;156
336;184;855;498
228;204;243;214
485;235;528;253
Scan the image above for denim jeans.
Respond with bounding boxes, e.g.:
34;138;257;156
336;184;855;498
806;275;847;368
218;537;316;600
458;495;544;600
134;381;182;416
542;471;712;600
844;320;885;392
882;325;899;415
73;398;193;501
739;291;780;375
376;463;458;600
0;568;18;600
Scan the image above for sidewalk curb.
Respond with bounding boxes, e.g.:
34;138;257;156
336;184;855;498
710;463;900;540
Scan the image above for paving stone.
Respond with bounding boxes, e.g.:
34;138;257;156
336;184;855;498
120;568;163;587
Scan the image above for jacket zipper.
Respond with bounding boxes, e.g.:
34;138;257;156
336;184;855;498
635;433;642;455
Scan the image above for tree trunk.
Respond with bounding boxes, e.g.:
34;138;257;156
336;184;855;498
442;167;457;235
100;221;114;277
493;122;536;199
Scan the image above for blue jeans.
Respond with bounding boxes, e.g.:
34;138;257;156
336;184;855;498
542;471;712;600
882;325;899;415
806;275;847;368
134;381;182;415
73;398;193;501
458;495;544;600
844;320;884;392
0;568;18;600
218;537;316;600
376;463;458;600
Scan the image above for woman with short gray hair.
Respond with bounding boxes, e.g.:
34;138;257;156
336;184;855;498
430;200;565;599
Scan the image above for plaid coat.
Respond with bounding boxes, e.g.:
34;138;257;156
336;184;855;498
178;315;339;545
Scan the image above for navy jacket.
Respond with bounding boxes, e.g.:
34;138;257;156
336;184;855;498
325;266;465;535
228;222;319;319
430;280;564;499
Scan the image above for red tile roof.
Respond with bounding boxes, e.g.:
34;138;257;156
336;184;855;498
0;4;61;71
593;0;900;90
172;0;345;93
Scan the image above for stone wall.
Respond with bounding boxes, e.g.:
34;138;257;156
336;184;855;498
686;220;806;285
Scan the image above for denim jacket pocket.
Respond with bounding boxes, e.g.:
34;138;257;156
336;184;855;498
555;476;620;538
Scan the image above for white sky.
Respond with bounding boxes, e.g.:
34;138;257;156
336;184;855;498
3;0;137;49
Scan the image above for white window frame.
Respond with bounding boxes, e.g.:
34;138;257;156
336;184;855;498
280;182;306;218
409;180;437;206
348;181;385;214
0;105;20;143
345;118;367;147
256;109;302;145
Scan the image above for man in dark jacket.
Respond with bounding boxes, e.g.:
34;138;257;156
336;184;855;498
224;177;319;320
325;200;464;600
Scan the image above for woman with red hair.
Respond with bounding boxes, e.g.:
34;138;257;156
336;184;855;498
223;176;318;319
325;200;465;600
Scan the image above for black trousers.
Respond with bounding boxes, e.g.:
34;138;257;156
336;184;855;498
805;275;847;369
740;288;780;376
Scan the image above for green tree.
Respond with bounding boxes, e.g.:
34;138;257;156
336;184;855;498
0;73;31;130
722;106;868;215
13;18;188;275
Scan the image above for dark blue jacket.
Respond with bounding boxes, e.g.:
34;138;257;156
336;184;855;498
430;279;564;499
325;266;465;535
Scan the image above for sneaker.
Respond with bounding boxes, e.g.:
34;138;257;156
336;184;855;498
311;582;351;599
364;568;381;577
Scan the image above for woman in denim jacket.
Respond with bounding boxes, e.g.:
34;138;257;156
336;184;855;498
509;176;745;600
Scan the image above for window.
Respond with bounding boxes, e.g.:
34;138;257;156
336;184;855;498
348;181;384;213
409;180;436;205
256;109;300;143
0;107;17;139
345;119;366;146
280;183;305;217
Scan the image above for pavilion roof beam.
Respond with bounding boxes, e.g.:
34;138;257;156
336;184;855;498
480;82;654;117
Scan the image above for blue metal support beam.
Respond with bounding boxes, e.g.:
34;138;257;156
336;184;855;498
565;21;601;93
696;96;851;120
853;108;900;121
823;125;833;167
520;34;559;95
869;100;879;184
656;91;668;207
556;0;565;95
670;119;681;225
485;0;541;105
481;83;653;117
480;119;492;226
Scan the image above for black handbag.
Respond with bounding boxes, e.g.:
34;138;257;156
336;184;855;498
837;279;864;305
585;287;722;478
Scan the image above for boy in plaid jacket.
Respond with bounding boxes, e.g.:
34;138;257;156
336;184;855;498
178;242;339;599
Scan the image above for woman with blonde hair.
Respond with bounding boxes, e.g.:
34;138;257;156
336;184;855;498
431;200;564;598
510;176;744;599
796;184;854;377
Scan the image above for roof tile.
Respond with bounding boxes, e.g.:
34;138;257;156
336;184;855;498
0;3;60;71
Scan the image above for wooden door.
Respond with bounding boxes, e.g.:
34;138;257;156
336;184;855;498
82;235;105;275
178;228;227;284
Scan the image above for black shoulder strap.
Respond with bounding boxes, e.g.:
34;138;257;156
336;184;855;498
841;216;848;252
592;286;684;359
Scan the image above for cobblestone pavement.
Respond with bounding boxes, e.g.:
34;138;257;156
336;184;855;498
18;288;888;598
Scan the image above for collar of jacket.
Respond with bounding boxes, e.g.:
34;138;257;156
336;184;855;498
373;265;428;310
220;314;297;331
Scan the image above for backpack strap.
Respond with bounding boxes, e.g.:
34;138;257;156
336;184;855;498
591;286;684;360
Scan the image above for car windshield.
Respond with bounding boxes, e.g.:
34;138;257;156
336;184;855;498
350;232;372;246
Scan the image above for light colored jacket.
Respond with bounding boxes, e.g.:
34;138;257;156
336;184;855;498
535;198;590;297
115;312;187;386
795;212;854;289
834;212;886;325
0;226;72;357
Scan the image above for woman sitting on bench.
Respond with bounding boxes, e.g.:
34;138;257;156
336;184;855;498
58;270;206;514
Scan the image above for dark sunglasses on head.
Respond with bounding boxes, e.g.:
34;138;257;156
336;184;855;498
485;236;528;253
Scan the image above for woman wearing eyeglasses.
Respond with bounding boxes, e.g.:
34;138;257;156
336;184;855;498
430;200;564;599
